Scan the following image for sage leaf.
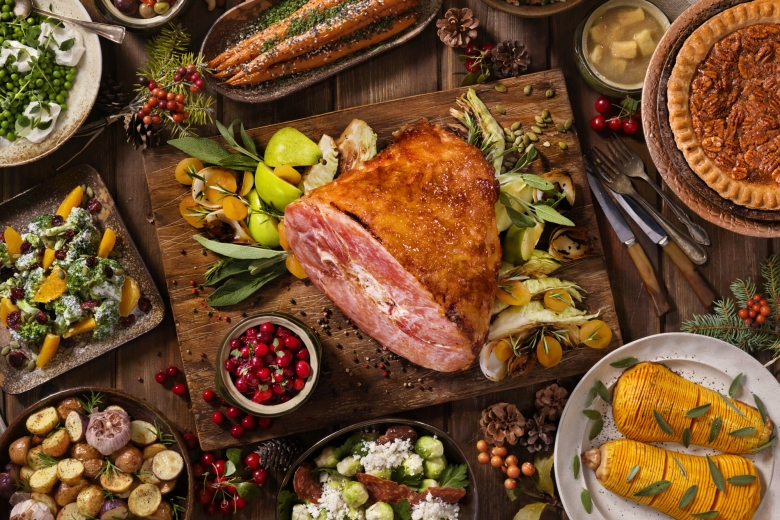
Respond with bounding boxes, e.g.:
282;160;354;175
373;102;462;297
206;265;286;307
582;410;601;421
168;137;234;165
691;511;719;519
749;437;777;454
512;502;547;520
460;72;480;87
236;481;262;500
706;455;725;492
686;403;711;419
573;453;580;479
729;373;744;397
633;480;671;497
216;119;259;161
678;485;698;509
239;122;259;157
610;356;639;368
754;394;768;424
653;410;675;435
588;417;604;441
584;386;598;408
682;427;692;448
533;204;576;226
673;458;686;478
728;426;756;437
194;234;286;260
580;489;592;514
506;206;536;228
594;380;612;404
218;154;259;170
708;417;722;444
718;392;747;418
626;464;640;482
727;475;757;486
204;259;253;286
519;174;555;192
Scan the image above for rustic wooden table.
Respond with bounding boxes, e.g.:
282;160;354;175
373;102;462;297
1;0;778;518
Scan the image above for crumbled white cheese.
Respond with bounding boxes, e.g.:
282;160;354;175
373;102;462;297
404;453;424;474
411;493;460;520
360;438;413;472
311;483;364;520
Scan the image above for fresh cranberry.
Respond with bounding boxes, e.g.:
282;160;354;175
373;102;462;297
166;365;179;377
262;353;275;366
193;462;207;479
257;367;270;379
245;327;257;338
255;343;269;356
464;57;478;73
80;299;98;309
277;350;293;367
246;373;260;388
258;417;274;430
224;358;237;372
218;499;233;515
594;95;612;114
155;372;167;384
479;42;495;53
234;497;248;510
292;377;306;391
183;433;199;450
200;452;215;466
590;114;606;132
19;242;31;254
7;350;26;367
282;366;295;378
52;215;64;226
296;349;310;361
5;310;20;330
272;383;285;395
230;425;244;439
9;287;24;302
244;452;260;469
296;360;311;379
119;315;137;328
196;486;214;505
284;336;301;350
226;406;241;419
64;229;75;241
608;117;622;131
623;118;640;135
464;42;477;56
253;387;273;403
257;331;273;345
259;322;275;334
87;199;102;213
138;297;152;313
234;378;248;393
241;415;256;431
203;503;218;516
54;250;67;260
249;356;263;370
213;460;226;477
253;468;268;485
273;372;284;383
203;389;215;402
211;411;224;425
240;346;250;358
275;327;291;338
229;338;242;349
172;383;187;395
279;394;292;403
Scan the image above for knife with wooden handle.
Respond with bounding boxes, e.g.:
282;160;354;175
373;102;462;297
586;166;672;316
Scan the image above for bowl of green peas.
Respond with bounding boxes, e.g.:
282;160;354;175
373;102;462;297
0;0;101;166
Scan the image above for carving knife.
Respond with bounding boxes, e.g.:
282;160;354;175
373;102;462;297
612;190;717;310
585;165;671;316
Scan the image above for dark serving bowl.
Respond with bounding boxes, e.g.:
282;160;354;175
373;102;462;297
479;0;584;19
277;418;478;520
0;387;194;519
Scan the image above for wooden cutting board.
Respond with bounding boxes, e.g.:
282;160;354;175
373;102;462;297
142;69;622;451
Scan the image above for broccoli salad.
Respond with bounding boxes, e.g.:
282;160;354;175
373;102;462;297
281;425;469;520
0;185;149;371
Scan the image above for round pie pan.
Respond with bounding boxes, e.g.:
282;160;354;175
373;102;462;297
654;0;780;222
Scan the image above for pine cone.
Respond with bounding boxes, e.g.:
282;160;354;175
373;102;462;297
95;79;132;115
479;403;525;446
489;40;531;79
522;412;557;453
534;383;568;422
254;438;302;471
436;8;479;48
124;113;161;150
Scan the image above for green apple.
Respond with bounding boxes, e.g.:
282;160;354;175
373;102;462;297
496;181;534;232
254;162;302;211
502;221;544;265
264;127;322;167
248;213;280;248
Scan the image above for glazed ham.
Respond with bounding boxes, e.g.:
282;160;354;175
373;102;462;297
284;120;501;372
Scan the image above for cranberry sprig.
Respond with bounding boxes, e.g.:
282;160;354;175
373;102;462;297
136;64;202;126
193;449;266;516
459;41;495;87
590;96;641;136
738;293;772;327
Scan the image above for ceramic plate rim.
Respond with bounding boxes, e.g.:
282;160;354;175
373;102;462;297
554;332;780;519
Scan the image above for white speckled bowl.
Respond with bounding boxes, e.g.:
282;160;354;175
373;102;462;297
0;0;101;166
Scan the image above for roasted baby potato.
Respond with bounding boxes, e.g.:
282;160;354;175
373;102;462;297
99;470;134;494
56;398;84;421
128;483;162;517
157;480;176;495
65;411;89;443
71;443;101;461
147;501;173;520
27;446;48;470
57;458;85;485
31;434;47;446
42;429;71;458
57;503;88;520
142;443;168;461
20;465;36;481
138;458;160;485
29;465;59;493
81;458;105;479
9;436;31;466
151;450;184;481
77;484;105;517
130;421;158;446
54;478;89;506
111;445;143;473
26;406;60;435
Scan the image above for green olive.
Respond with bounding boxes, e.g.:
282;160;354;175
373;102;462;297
253;162;302;211
153;1;170;14
138;3;155;17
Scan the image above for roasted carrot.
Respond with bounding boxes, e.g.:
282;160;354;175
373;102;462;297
229;13;417;86
209;0;346;71
227;0;416;83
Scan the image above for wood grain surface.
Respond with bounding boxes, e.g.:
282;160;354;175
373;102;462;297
143;70;623;451
0;0;777;518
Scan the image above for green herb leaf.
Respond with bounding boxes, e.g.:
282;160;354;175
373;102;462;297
236;481;262;500
582;410;601;420
706;455;725;492
226;448;243;471
708;417;722;444
580;489;592;514
204;259;254;286
718;392;747;418
729;426;757;437
653;410;675;435
754;394;768;424
634;480;671;497
168;137;234;165
584;386;598;408
673;458;687;478
686;403;711;419
240;122;259;157
206;264;287;307
217;154;260;170
533;204;576;226
437;464;469;489
573;453;580;479
610;356;639;368
391;464;423;490
594;380;612;404
588;417;604;441
749;437;777;454
729;373;744;397
506;206;536;228
678;485;697;509
512;502;547;520
224;460;236;477
519;174;555;191
391;499;412;520
59;38;75;51
682;427;692;448
727;474;757;486
691;511;719;519
194;234;286;260
626;464;640;482
533;451;555;497
460;72;481;87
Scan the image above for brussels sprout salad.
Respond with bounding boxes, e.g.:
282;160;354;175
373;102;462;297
279;424;470;520
0;185;149;372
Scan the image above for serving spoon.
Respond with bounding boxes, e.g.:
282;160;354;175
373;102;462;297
14;0;125;44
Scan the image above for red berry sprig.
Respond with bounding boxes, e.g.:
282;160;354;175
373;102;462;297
590;96;641;136
737;293;772;327
193;448;266;516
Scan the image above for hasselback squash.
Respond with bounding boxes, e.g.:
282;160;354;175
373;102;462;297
582;439;761;520
612;362;773;454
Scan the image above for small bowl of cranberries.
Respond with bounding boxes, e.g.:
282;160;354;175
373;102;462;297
215;313;321;418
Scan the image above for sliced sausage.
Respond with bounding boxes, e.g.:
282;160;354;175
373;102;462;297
411;487;467;505
293;463;321;504
377;425;418;446
355;473;415;504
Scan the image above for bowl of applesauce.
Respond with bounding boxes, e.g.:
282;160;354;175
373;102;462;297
574;0;670;96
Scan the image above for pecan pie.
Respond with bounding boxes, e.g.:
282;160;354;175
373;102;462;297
668;1;780;210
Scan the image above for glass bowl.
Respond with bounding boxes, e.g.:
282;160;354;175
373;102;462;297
94;0;192;31
574;0;670;97
215;313;322;418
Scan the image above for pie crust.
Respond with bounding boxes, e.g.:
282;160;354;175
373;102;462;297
668;0;780;210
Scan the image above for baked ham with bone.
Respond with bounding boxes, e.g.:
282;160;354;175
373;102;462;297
284;120;501;372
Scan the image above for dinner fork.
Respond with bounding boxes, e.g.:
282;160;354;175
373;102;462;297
591;147;708;265
606;135;711;246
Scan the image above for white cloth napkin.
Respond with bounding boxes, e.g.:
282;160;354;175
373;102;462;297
651;0;698;20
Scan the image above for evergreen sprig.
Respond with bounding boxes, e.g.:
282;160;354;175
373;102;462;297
682;255;780;357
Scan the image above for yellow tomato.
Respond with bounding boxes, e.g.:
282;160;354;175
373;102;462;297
536;335;563;368
174;158;204;185
580;320;613;349
543;289;573;312
496;280;532;306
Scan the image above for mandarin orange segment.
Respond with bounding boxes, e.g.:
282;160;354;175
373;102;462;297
179;196;205;229
119;277;140;317
63;317;96;338
56;186;83;218
42;248;56;270
34;268;68;303
0;297;18;326
97;229;116;258
222;196;248;221
36;334;61;368
4;226;22;261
